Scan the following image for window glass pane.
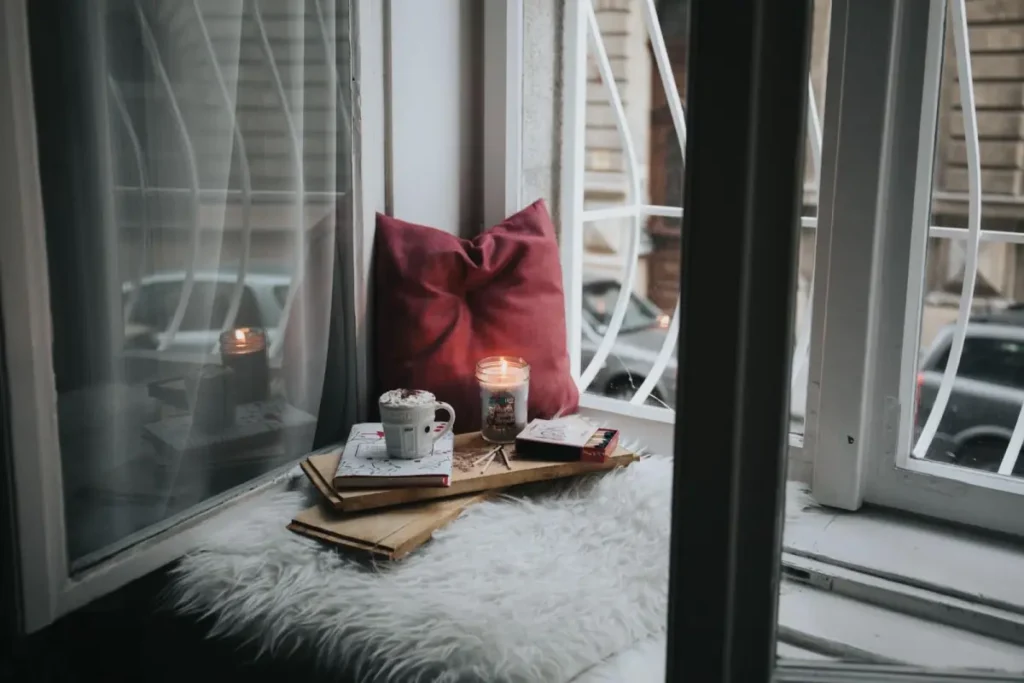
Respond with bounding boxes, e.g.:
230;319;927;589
930;336;1024;389
908;2;1024;482
781;0;1024;674
576;0;828;434
582;279;663;332
29;0;353;570
576;0;687;410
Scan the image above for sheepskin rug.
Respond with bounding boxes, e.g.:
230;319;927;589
170;445;819;683
170;447;672;683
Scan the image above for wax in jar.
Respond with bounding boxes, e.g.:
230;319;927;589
475;357;530;443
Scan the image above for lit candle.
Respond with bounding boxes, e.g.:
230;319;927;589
220;327;269;404
476;356;530;443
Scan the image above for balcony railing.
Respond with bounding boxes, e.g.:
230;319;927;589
108;0;349;361
565;0;1024;481
563;0;825;425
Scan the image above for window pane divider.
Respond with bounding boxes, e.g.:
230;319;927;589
805;0;906;511
666;0;812;678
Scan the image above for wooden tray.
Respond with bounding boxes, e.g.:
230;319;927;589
288;493;491;560
300;431;638;512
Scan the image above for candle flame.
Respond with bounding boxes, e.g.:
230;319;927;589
234;329;246;342
500;358;508;374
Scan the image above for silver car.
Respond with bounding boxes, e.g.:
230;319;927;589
581;276;677;407
121;271;291;353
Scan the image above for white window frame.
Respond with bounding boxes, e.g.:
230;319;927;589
557;0;1024;536
808;0;1024;537
560;0;821;447
0;0;385;632
483;0;524;225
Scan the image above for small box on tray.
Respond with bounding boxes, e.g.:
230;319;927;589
514;416;620;463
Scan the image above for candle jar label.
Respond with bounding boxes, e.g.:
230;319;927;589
475;356;530;444
487;393;516;429
480;387;528;443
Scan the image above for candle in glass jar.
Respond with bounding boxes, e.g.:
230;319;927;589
220;327;269;404
476;356;530;443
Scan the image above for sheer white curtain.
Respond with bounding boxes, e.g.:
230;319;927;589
39;0;352;568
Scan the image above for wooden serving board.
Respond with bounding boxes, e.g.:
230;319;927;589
287;493;490;560
300;431;638;512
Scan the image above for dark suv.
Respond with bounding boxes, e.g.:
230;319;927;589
916;309;1024;475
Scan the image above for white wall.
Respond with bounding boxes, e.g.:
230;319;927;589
388;0;482;235
522;0;562;225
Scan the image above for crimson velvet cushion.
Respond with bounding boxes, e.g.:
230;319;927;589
374;199;579;432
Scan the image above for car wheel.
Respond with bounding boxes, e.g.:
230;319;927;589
605;376;635;401
604;376;664;406
956;439;1013;473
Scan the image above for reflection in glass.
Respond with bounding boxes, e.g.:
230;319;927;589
907;0;1024;480
31;0;353;569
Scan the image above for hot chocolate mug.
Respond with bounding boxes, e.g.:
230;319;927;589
378;389;456;459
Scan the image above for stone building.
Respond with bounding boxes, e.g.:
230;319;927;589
583;0;1024;314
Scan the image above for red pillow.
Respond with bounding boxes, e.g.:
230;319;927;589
374;199;579;433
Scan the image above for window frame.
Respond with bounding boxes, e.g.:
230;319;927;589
807;0;1024;536
663;0;812;676
560;0;817;444
0;0;385;632
558;0;1024;537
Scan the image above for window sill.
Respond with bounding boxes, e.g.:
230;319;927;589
578;393;806;456
583;405;1024;664
62;466;296;617
584;392;1024;601
582;404;1023;613
784;482;1024;617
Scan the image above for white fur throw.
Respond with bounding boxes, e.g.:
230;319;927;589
170;448;673;682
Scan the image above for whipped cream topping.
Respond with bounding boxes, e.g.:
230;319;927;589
379;388;435;407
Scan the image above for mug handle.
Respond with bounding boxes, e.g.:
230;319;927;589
432;401;456;443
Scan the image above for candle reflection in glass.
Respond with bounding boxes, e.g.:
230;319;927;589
220;327;269;404
476;356;530;443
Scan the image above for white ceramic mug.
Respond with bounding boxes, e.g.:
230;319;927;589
378;389;456;459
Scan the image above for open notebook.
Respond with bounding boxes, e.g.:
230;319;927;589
333;422;454;488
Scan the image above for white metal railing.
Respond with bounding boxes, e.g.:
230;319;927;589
908;0;1024;478
912;0;990;467
110;0;349;359
108;75;150;327
790;81;823;403
191;0;254;341
134;2;202;352
570;0;1024;472
576;1;644;394
567;0;824;416
628;0;686;406
251;0;305;359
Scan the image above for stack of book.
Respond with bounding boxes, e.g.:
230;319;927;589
289;416;638;560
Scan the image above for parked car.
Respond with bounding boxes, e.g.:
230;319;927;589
916;309;1024;475
121;271;291;353
581;276;677;407
579;275;819;427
